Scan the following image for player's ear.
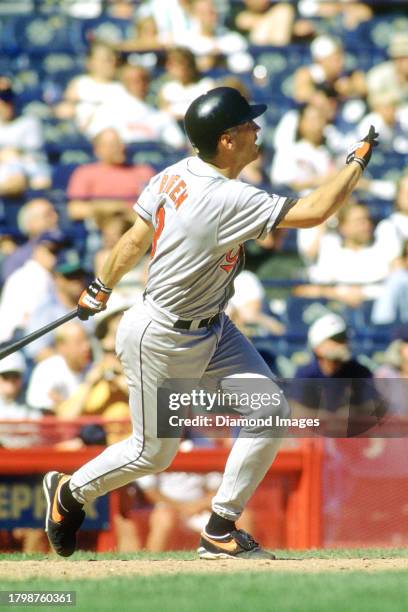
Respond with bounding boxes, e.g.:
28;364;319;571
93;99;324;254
219;131;235;151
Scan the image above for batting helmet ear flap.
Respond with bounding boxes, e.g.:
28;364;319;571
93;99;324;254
184;87;267;158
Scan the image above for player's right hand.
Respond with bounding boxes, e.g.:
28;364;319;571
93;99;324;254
77;278;112;321
346;125;379;171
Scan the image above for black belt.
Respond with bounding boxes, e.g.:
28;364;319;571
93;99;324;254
173;313;221;330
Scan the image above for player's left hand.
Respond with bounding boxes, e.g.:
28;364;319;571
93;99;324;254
77;277;112;320
346;125;379;171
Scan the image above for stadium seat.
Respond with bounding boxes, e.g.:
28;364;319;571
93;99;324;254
366;15;408;52
39;53;85;90
75;15;133;48
283;296;338;335
127;143;186;171
51;163;79;190
3;13;79;54
0;195;27;233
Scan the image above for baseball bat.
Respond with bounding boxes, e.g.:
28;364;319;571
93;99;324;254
0;309;78;361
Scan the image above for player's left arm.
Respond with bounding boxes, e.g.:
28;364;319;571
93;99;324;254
77;214;153;320
99;214;153;287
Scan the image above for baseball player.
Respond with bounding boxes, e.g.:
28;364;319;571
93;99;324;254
43;87;378;559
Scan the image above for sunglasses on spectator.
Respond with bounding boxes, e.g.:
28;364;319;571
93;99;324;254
0;371;22;380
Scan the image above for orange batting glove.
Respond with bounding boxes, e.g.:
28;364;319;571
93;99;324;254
346;125;379;171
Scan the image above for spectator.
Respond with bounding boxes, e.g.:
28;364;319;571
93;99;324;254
297;203;393;306
87;64;186;148
292;36;366;104
367;33;408;106
374;328;408;417
273;86;363;158
138;469;223;551
2;198;59;281
0;352;40;444
291;312;382;436
296;0;372;36
182;0;250;73
26;322;91;413
226;270;285;336
67;128;155;221
0;231;67;344
117;0;195;52
0;77;50;195
116;13;164;53
375;171;408;263
140;0;195;47
54;41;123;133
357;90;408;155
371;239;408;325
273;87;339;152
24;249;90;362
229;0;297;46
158;48;215;122
56;298;130;447
270;103;336;193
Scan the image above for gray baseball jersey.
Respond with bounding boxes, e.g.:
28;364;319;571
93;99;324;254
135;156;291;318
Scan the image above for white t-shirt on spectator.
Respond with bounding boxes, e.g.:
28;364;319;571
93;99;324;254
271;139;333;191
142;0;195;43
138;471;222;532
375;212;408;261
87;90;186;148
26;355;86;411
70;75;124;132
0;260;55;343
311;239;391;288
0;115;44;151
297;227;341;266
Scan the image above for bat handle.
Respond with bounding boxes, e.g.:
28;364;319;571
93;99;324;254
0;309;79;361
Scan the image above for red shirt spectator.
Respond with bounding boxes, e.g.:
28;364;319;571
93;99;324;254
67;128;155;220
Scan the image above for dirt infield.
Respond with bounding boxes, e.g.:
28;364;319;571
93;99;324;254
1;558;408;579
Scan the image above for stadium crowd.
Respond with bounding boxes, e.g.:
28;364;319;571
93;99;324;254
0;0;407;551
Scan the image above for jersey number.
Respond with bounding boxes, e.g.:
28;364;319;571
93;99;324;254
151;203;165;258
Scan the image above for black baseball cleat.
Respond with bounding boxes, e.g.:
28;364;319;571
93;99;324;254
43;471;85;557
197;529;276;560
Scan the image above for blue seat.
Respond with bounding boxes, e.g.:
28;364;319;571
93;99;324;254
366;15;408;52
52;163;79;190
0;195;27;233
3;13;79;54
127;142;186;171
366;151;406;182
284;296;337;336
39;53;85;87
75;16;133;47
345;46;387;72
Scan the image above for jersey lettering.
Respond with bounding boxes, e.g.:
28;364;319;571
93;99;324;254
159;174;189;209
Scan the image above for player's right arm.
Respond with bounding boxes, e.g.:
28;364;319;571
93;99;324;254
77;214;153;320
277;126;379;229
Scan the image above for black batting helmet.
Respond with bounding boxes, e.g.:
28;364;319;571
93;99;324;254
184;87;267;158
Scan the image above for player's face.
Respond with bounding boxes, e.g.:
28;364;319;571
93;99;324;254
229;120;261;165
